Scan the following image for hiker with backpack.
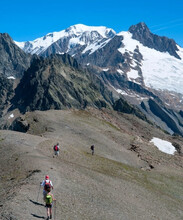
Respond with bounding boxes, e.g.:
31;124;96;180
45;188;56;220
53;143;60;157
40;175;53;201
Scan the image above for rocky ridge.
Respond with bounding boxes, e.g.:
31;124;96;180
0;33;32;78
129;22;180;59
10;54;114;113
0;73;14;117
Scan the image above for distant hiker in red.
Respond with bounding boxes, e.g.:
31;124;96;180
40;175;53;201
53;143;60;156
45;188;56;220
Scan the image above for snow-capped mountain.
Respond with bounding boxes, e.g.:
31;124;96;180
15;24;116;56
15;23;183;98
13;22;183;136
68;23;183;109
117;31;183;94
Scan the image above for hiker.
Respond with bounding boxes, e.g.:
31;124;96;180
45;188;56;220
90;145;94;155
40;175;53;201
53;143;60;156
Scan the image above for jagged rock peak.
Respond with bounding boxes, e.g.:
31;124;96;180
128;22;150;34
0;33;18;47
0;33;32;78
30;53;80;71
0;33;12;39
128;22;180;59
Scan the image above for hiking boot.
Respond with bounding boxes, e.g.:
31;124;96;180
50;214;52;219
46;217;49;220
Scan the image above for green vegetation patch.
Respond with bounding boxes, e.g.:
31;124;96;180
82;151;183;210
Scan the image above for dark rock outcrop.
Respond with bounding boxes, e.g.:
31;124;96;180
129;22;180;59
179;110;183;118
10;54;114;113
0;33;32;78
0;73;14;117
113;98;148;121
140;98;183;136
10;116;30;132
148;99;182;135
76;35;125;68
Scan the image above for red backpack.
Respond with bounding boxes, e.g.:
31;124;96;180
54;145;58;151
44;180;51;191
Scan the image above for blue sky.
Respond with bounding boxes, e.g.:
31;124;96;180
1;0;183;46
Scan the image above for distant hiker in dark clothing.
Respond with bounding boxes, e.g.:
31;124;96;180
45;189;56;220
90;145;94;155
53;143;60;156
40;175;53;201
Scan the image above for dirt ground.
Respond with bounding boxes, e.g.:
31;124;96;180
1;109;183;220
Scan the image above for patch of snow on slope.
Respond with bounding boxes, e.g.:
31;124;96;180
14;41;25;49
118;31;183;94
150;137;176;155
117;69;123;74
177;45;183;58
127;69;139;80
57;52;64;55
130;60;137;67
115;89;128;95
82;38;111;55
68;37;85;47
8;114;14;119
7;76;15;80
115;89;145;99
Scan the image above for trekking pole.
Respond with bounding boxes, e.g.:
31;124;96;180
54;200;56;220
36;185;41;202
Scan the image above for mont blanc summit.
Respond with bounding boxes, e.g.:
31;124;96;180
15;24;116;56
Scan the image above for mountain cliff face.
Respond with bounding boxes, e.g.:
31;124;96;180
129;22;180;59
0;33;32;78
140;99;183;135
0;74;14;117
11;54;114;113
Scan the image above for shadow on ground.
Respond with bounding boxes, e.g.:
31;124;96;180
29;199;45;207
31;213;45;219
